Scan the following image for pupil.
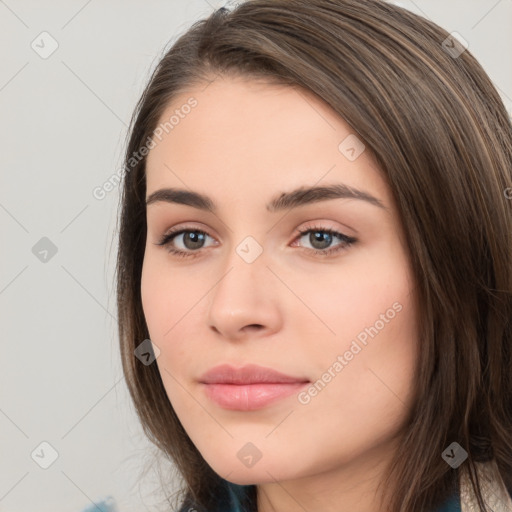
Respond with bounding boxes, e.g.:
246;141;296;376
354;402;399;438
184;231;205;250
311;231;331;249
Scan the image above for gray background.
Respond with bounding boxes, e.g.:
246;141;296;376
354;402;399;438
1;1;511;511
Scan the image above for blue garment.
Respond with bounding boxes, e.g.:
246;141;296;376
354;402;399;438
435;491;461;512
79;478;512;511
226;482;252;512
179;480;465;512
80;496;118;512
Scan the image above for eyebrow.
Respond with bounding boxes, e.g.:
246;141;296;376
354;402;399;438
145;183;387;212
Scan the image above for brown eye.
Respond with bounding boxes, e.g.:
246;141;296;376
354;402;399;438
295;226;357;256
155;228;216;258
177;231;207;250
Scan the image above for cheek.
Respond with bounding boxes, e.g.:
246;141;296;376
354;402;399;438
140;258;166;339
289;255;411;346
301;243;418;404
342;242;415;343
333;287;417;416
140;252;206;384
140;252;196;339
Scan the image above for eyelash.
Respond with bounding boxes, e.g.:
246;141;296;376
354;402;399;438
154;224;357;259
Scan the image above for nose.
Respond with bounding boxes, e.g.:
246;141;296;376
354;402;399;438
207;244;283;341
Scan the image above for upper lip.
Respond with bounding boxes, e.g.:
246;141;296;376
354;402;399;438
199;364;310;385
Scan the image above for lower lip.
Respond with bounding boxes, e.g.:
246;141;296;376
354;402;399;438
201;382;309;411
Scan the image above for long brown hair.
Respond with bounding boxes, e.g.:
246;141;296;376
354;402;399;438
115;1;512;510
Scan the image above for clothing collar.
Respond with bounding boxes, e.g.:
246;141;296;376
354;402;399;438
222;460;512;512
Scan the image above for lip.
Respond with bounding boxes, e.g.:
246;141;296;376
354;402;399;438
199;364;310;411
199;363;309;385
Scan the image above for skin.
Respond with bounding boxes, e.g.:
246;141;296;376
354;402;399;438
141;75;419;512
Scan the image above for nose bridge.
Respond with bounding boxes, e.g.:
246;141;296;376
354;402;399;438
213;233;268;308
207;232;280;337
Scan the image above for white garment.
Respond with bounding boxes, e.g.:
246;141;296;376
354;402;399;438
460;460;512;512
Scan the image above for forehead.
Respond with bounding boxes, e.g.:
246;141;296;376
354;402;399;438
145;76;389;207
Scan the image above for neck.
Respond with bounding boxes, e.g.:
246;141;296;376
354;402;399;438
255;439;397;512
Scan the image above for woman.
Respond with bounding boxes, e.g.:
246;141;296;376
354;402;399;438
115;1;512;511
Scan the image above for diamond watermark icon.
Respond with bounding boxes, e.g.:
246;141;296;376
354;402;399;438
441;32;468;59
236;236;263;264
338;134;365;161
237;442;263;468
134;339;160;365
442;441;468;468
31;31;59;59
31;441;59;469
32;237;58;263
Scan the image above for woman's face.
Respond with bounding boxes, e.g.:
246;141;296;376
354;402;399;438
141;76;418;493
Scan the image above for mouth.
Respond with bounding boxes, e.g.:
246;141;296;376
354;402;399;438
199;363;310;411
200;382;309;410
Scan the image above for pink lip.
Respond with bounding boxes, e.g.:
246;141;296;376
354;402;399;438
199;364;310;411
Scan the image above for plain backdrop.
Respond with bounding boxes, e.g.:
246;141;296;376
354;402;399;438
1;1;511;511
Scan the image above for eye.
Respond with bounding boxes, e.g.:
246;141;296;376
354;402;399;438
293;225;357;257
154;228;216;259
154;224;357;258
